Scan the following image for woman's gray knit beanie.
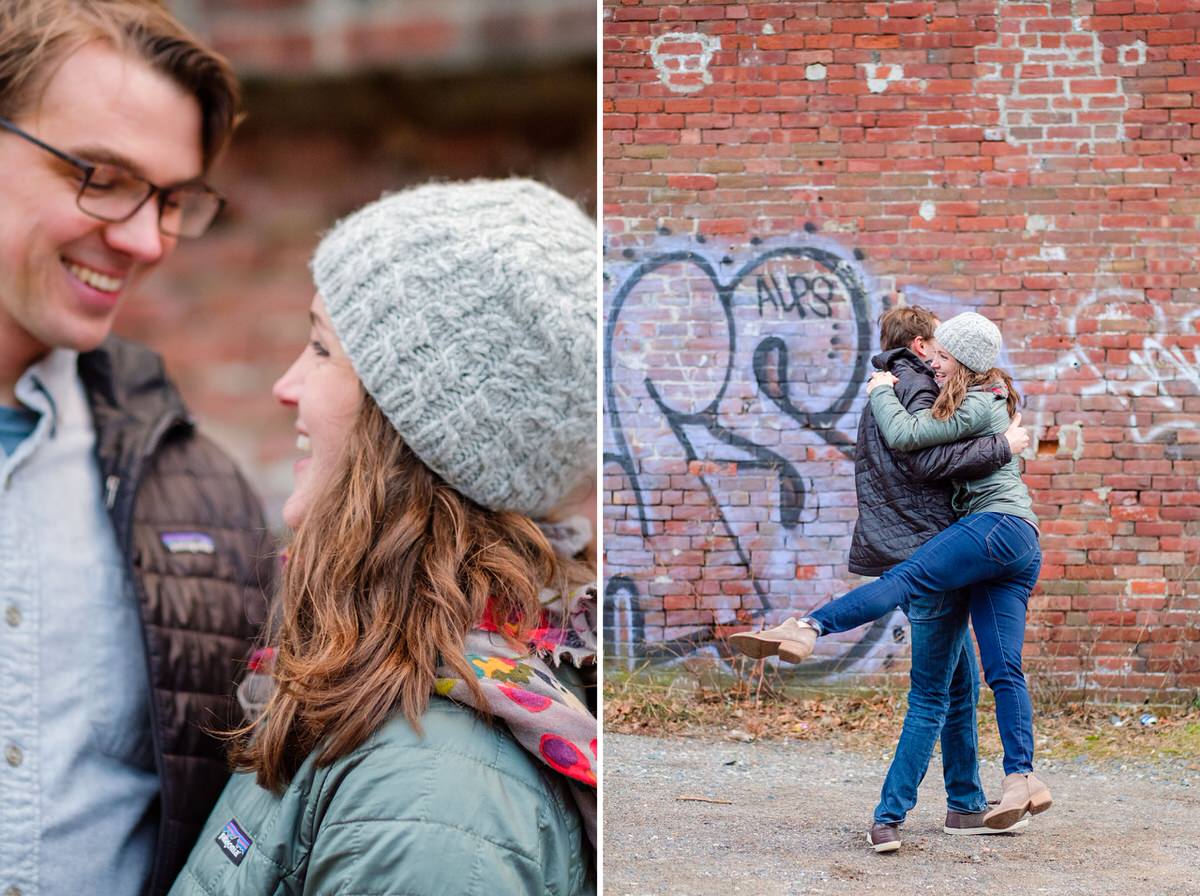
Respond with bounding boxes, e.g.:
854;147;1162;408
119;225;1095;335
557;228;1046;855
933;311;1001;374
311;178;596;518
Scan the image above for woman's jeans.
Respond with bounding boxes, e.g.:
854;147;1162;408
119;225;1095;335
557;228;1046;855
811;513;1042;821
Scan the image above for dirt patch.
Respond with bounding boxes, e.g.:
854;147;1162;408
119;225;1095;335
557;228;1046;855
603;733;1200;896
602;679;1200;895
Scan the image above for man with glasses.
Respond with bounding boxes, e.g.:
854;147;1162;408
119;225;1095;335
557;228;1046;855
0;3;270;896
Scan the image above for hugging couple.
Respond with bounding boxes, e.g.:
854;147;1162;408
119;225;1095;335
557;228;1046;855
731;304;1051;853
1;1;595;894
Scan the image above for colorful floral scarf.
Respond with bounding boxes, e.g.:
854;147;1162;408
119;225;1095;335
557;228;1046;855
438;582;598;846
239;584;599;847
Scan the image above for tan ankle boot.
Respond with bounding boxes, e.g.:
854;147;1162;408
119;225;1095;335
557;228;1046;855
983;772;1052;830
728;618;817;662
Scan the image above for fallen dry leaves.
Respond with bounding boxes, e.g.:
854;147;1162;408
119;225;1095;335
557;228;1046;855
604;670;1200;763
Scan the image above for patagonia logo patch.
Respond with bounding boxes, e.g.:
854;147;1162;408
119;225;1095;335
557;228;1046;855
216;818;252;865
160;531;215;555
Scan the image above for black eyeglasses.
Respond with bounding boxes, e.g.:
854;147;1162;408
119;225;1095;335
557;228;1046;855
0;116;224;238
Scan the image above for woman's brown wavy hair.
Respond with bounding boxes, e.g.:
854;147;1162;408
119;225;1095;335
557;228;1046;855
231;395;585;792
931;364;1020;421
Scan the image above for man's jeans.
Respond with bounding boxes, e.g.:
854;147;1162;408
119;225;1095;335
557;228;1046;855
822;512;1042;787
874;588;986;823
808;583;985;817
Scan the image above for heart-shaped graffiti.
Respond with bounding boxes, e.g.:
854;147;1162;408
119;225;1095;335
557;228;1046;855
604;237;893;673
606;241;874;537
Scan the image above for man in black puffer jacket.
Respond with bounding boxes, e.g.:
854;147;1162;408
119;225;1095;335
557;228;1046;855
731;304;1030;849
0;5;271;895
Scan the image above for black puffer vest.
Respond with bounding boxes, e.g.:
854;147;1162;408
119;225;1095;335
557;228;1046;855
78;337;273;896
847;348;1010;576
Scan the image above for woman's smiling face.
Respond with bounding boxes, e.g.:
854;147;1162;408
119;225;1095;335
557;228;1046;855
272;293;363;529
929;341;963;385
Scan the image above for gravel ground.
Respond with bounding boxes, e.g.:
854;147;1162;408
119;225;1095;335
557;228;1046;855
603;733;1200;896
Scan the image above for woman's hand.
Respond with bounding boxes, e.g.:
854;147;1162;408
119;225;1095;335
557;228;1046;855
867;371;899;394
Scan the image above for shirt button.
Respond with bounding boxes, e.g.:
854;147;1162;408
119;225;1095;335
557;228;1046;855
4;605;19;627
4;745;21;767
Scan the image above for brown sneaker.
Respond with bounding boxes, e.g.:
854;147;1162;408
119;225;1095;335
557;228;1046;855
944;808;1029;835
983;772;1052;830
728;618;817;662
868;822;901;853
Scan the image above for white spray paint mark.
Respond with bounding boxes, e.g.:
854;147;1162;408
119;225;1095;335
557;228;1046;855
1018;287;1200;446
763;23;775;35
1058;422;1086;461
1119;40;1147;67
807;64;827;81
919;201;936;221
981;2;1132;152
1025;215;1050;233
862;63;903;94
608;586;638;672
649;32;721;95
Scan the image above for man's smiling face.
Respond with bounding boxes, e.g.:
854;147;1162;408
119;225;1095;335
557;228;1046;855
0;41;203;367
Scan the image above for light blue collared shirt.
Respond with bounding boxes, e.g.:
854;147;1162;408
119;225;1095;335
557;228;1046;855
0;349;157;896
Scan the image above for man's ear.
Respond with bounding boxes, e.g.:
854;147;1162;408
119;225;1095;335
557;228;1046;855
911;336;930;360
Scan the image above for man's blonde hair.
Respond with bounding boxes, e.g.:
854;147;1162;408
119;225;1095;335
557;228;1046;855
0;0;240;168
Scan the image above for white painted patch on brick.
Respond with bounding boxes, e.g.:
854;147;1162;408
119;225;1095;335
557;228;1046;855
1119;40;1147;67
980;11;1131;152
1039;246;1067;261
919;200;936;221
1025;214;1050;233
1059;422;1086;461
806;64;827;81
763;23;775;35
649;32;721;95
862;63;903;94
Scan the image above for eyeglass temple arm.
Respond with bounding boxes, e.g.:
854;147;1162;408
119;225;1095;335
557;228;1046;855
0;116;94;172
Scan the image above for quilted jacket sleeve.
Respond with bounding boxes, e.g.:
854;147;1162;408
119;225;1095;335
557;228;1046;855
891;375;1011;483
869;386;994;451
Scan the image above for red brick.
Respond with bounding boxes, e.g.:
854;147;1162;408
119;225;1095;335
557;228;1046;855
603;0;1200;703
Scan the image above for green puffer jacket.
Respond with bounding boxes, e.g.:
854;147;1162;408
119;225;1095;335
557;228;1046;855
868;382;1038;527
168;697;593;896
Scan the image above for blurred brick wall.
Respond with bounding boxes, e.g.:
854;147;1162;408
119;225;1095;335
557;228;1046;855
112;2;595;525
171;0;595;74
603;0;1200;702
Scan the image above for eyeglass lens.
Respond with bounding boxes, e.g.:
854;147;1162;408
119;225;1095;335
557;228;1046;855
79;164;221;237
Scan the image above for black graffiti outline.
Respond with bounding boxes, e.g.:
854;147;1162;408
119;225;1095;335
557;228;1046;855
605;243;891;668
601;573;896;677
